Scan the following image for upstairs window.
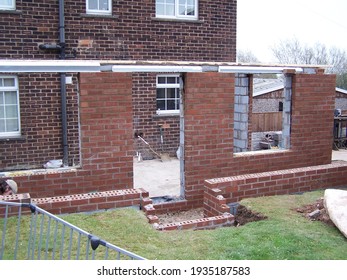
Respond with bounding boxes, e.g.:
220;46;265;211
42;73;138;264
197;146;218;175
156;75;180;115
0;0;15;10
86;0;112;15
0;76;20;137
156;0;198;20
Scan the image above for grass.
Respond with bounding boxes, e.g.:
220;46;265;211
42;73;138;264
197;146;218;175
2;190;347;260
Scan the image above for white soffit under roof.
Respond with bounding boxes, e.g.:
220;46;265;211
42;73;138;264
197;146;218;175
0;60;101;73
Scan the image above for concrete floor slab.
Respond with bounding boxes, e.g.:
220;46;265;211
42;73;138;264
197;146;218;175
134;150;347;199
133;157;181;198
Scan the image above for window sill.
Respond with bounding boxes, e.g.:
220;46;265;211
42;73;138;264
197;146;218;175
80;13;119;19
153;113;180;119
151;17;204;24
0;135;26;142
0;9;22;15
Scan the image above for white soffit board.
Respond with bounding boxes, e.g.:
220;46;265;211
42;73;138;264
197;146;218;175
0;60;101;72
111;65;203;72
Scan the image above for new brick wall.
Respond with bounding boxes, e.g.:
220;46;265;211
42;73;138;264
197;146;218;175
184;72;235;203
1;73;134;198
204;161;347;217
183;72;336;208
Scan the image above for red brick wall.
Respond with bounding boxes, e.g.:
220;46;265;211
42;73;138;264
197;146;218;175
0;1;237;167
183;72;336;207
0;73;80;170
0;0;237;62
204;161;347;216
184;72;235;202
3;73;134;198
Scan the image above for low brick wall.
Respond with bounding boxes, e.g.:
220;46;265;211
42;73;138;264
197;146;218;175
142;197;234;230
32;188;149;215
204;160;347;216
1;188;149;217
151;213;234;231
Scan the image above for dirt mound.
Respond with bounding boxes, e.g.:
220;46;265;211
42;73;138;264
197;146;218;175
234;205;268;226
295;198;335;227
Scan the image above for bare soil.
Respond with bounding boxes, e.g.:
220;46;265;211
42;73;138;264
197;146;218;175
294;198;335;227
156;205;268;226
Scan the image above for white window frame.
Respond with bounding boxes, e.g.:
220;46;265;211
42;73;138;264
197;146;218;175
0;76;21;137
0;0;15;10
86;0;112;15
156;75;181;115
156;0;198;20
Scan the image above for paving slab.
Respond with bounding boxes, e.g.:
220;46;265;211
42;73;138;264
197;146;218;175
324;189;347;238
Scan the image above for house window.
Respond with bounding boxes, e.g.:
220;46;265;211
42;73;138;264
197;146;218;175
0;0;15;10
156;0;198;20
86;0;111;15
0;76;20;137
156;75;180;115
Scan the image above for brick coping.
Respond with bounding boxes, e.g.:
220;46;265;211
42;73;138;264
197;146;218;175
0;166;79;178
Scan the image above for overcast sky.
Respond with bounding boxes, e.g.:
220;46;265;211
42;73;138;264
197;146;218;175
237;0;347;63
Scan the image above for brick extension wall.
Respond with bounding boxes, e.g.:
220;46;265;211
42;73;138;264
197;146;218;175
183;71;336;209
1;71;340;218
2;73;134;198
204;161;347;217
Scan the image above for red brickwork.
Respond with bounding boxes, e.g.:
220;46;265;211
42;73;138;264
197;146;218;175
32;188;148;215
0;1;237;168
0;74;80;170
3;73;134;198
0;1;237;61
183;72;336;209
204;161;347;216
184;72;235;203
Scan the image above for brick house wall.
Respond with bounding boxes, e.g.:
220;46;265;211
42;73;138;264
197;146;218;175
0;73;80;170
0;0;237;170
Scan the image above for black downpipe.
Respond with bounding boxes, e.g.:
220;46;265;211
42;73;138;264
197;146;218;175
59;0;68;167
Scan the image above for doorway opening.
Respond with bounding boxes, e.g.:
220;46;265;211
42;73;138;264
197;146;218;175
133;73;185;201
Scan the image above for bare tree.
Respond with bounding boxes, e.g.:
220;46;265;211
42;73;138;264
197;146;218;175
237;50;260;63
271;38;347;89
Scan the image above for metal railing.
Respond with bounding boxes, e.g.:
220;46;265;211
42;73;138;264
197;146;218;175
0;201;145;260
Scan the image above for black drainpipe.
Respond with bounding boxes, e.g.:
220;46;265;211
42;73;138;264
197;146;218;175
59;0;68;167
39;0;70;167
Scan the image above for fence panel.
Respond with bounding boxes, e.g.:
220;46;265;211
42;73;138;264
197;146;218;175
0;201;145;260
252;112;283;132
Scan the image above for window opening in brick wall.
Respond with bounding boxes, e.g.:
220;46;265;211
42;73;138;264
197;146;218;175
0;75;21;137
234;74;292;153
86;0;112;15
156;74;180;115
156;0;198;20
0;0;15;10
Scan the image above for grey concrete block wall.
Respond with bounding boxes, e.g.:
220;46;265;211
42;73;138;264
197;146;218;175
234;74;250;152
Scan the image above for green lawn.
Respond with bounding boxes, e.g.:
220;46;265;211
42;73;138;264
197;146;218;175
63;190;346;260
2;190;346;260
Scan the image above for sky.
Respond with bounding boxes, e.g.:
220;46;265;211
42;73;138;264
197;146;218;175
237;0;347;63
